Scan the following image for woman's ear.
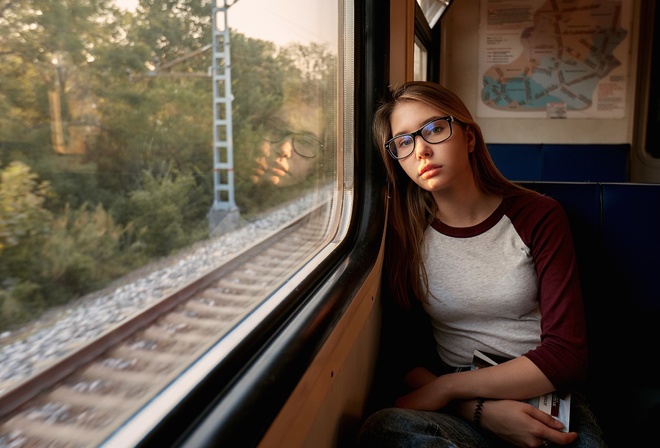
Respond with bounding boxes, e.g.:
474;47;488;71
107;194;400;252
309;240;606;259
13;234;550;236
466;126;476;153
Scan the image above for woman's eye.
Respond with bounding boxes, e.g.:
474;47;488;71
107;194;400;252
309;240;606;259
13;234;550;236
398;136;412;148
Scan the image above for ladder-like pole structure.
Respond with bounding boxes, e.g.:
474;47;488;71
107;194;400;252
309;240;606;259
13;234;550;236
209;0;240;233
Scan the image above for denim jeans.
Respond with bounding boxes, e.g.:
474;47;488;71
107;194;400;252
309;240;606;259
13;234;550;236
356;392;607;448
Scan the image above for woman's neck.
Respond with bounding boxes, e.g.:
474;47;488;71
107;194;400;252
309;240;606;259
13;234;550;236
432;187;502;228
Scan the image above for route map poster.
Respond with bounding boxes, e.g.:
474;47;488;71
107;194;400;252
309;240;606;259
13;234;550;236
477;0;631;119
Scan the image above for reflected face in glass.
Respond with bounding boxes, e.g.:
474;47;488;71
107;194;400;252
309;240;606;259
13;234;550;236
251;102;324;186
259;118;323;159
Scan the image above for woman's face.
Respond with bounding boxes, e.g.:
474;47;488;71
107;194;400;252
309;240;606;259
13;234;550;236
250;101;323;186
389;101;475;194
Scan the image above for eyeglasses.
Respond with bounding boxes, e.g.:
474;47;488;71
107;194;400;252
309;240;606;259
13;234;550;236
385;116;459;159
260;118;324;158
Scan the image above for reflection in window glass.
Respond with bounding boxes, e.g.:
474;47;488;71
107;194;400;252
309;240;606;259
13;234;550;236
416;0;452;28
414;37;428;81
0;0;341;398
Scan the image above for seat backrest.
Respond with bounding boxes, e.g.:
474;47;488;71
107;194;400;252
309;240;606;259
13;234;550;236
487;144;542;181
488;144;630;182
541;144;629;182
517;181;660;446
600;183;660;311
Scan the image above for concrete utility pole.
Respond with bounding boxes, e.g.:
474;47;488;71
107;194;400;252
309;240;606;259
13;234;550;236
208;0;241;235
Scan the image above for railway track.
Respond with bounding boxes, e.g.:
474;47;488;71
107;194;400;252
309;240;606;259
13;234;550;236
0;202;332;448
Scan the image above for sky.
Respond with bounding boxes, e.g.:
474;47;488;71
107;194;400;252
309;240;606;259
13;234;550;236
113;0;337;49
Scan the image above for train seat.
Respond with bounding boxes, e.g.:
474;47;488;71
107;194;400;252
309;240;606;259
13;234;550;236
488;144;630;182
486;143;543;181
519;181;660;447
600;183;660;312
541;144;629;182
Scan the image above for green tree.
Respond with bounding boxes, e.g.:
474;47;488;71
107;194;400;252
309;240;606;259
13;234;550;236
0;0;337;330
133;0;212;64
0;161;52;255
0;161;53;328
121;169;206;257
38;202;132;300
0;162;135;330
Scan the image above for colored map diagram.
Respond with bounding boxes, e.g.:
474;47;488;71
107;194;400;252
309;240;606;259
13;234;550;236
478;0;630;118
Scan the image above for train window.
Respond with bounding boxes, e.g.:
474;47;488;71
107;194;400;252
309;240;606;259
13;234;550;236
414;37;429;81
0;0;349;445
416;0;452;28
414;0;450;82
414;1;432;81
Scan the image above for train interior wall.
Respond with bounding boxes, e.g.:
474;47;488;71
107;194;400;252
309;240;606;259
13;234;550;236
257;245;385;448
439;0;660;184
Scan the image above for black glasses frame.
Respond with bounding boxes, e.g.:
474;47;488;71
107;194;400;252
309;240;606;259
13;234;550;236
259;118;324;158
385;116;458;160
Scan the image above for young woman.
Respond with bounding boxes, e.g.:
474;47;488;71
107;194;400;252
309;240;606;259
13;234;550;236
357;82;606;448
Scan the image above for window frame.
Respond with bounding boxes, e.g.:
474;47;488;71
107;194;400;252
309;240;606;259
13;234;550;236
414;0;442;82
100;0;389;446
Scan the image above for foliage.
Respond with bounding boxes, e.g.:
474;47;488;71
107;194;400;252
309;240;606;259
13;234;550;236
121;169;208;257
0;0;337;330
37;202;133;302
0;161;53;328
0;162;53;255
0;161;136;329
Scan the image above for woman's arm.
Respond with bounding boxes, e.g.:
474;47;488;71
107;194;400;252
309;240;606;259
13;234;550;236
401;366;437;389
401;366;580;447
516;194;588;389
395;356;553;410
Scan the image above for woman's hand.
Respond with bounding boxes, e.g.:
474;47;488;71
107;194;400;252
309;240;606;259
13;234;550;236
395;367;579;446
478;399;578;447
402;366;437;389
395;373;453;410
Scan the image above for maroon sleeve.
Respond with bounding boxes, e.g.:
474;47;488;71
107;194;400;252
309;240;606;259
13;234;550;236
509;192;588;390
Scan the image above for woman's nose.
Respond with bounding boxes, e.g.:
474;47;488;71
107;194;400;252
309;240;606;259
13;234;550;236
415;136;432;159
279;140;293;158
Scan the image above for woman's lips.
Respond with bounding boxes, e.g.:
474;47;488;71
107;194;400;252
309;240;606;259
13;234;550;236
420;164;442;179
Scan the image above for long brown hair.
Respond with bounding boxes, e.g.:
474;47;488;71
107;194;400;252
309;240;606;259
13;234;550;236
373;81;526;308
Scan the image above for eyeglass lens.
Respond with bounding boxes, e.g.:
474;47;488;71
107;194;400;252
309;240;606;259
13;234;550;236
387;117;453;159
260;119;323;158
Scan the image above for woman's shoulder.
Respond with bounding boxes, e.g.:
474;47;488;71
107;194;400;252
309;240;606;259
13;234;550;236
506;187;562;209
504;188;568;225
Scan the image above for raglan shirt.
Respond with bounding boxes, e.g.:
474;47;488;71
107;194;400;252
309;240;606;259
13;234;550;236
421;191;587;391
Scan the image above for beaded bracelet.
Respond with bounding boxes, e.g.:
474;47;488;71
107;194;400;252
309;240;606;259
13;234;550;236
472;397;485;428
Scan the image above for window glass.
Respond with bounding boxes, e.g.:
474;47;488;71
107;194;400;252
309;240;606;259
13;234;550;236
416;0;452;28
414;37;428;81
0;0;343;413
